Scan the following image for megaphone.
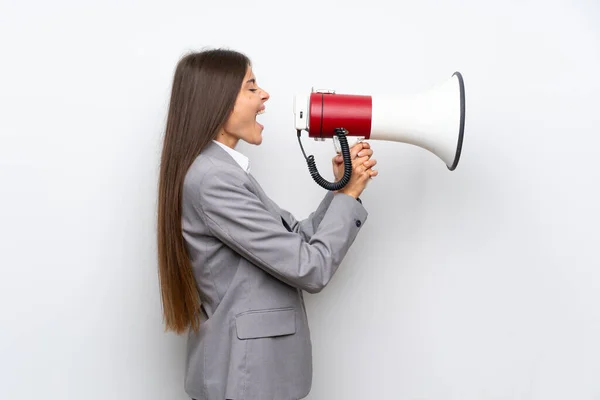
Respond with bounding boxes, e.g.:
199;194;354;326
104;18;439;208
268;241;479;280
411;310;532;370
293;71;466;191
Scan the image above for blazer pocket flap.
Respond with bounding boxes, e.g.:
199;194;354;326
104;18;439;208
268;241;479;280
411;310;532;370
236;308;296;339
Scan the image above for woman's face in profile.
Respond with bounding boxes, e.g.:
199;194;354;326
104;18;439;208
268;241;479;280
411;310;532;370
220;66;270;147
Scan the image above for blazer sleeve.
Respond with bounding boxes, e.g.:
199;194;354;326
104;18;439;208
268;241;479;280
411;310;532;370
278;191;335;242
194;168;368;293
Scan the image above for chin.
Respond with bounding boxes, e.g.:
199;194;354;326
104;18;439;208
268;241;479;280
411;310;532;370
243;135;262;146
251;129;264;145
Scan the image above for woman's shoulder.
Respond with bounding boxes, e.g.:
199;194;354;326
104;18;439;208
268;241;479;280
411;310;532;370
184;146;248;191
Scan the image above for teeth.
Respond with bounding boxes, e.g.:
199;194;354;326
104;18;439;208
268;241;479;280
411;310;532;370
257;109;265;115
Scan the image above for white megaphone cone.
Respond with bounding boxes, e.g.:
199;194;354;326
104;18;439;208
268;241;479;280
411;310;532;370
293;72;466;191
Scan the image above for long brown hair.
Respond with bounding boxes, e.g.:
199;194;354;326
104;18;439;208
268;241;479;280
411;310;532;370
157;48;250;334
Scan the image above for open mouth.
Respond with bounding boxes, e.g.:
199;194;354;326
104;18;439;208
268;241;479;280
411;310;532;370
256;108;265;129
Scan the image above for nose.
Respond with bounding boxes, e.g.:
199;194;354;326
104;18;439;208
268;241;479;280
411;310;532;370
261;88;270;102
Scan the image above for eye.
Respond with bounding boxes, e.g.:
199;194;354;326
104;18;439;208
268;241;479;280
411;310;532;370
249;89;257;92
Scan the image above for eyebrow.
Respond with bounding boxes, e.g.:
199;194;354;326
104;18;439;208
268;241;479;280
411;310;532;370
246;78;256;84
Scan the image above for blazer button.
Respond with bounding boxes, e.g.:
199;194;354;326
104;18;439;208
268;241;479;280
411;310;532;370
355;220;362;227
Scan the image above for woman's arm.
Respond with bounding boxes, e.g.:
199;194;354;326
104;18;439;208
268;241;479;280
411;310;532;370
277;191;335;241
193;167;367;293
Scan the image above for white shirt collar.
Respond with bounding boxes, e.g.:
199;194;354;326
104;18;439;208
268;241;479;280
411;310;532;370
212;140;250;173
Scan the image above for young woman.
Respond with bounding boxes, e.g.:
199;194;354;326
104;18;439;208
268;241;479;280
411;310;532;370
157;48;378;400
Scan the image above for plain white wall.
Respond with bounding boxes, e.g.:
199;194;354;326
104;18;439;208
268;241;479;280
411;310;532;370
1;0;599;399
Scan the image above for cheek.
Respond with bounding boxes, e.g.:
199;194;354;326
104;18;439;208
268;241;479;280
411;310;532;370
223;109;255;132
233;105;256;124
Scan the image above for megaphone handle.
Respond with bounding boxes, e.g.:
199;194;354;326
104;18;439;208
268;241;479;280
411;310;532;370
297;128;352;191
333;135;363;154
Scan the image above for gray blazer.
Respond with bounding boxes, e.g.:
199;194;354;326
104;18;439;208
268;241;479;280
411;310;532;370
181;142;368;400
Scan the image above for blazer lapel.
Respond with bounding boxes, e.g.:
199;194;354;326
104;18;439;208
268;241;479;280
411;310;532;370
246;173;283;219
246;174;293;232
203;142;289;231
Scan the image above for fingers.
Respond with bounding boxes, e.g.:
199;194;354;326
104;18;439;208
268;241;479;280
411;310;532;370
334;141;377;182
353;154;370;167
335;141;371;160
353;157;378;181
354;141;370;151
361;161;377;174
353;156;376;171
357;148;373;159
349;141;369;159
349;145;361;159
363;158;377;169
356;142;372;161
334;146;371;164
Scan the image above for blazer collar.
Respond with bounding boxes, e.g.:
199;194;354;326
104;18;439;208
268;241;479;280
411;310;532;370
202;141;242;170
211;140;250;172
201;141;283;220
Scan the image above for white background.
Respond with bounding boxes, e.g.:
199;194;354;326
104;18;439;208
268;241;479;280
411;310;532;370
1;0;599;399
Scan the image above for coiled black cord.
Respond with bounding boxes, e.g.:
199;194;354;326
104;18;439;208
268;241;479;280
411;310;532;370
296;127;352;191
